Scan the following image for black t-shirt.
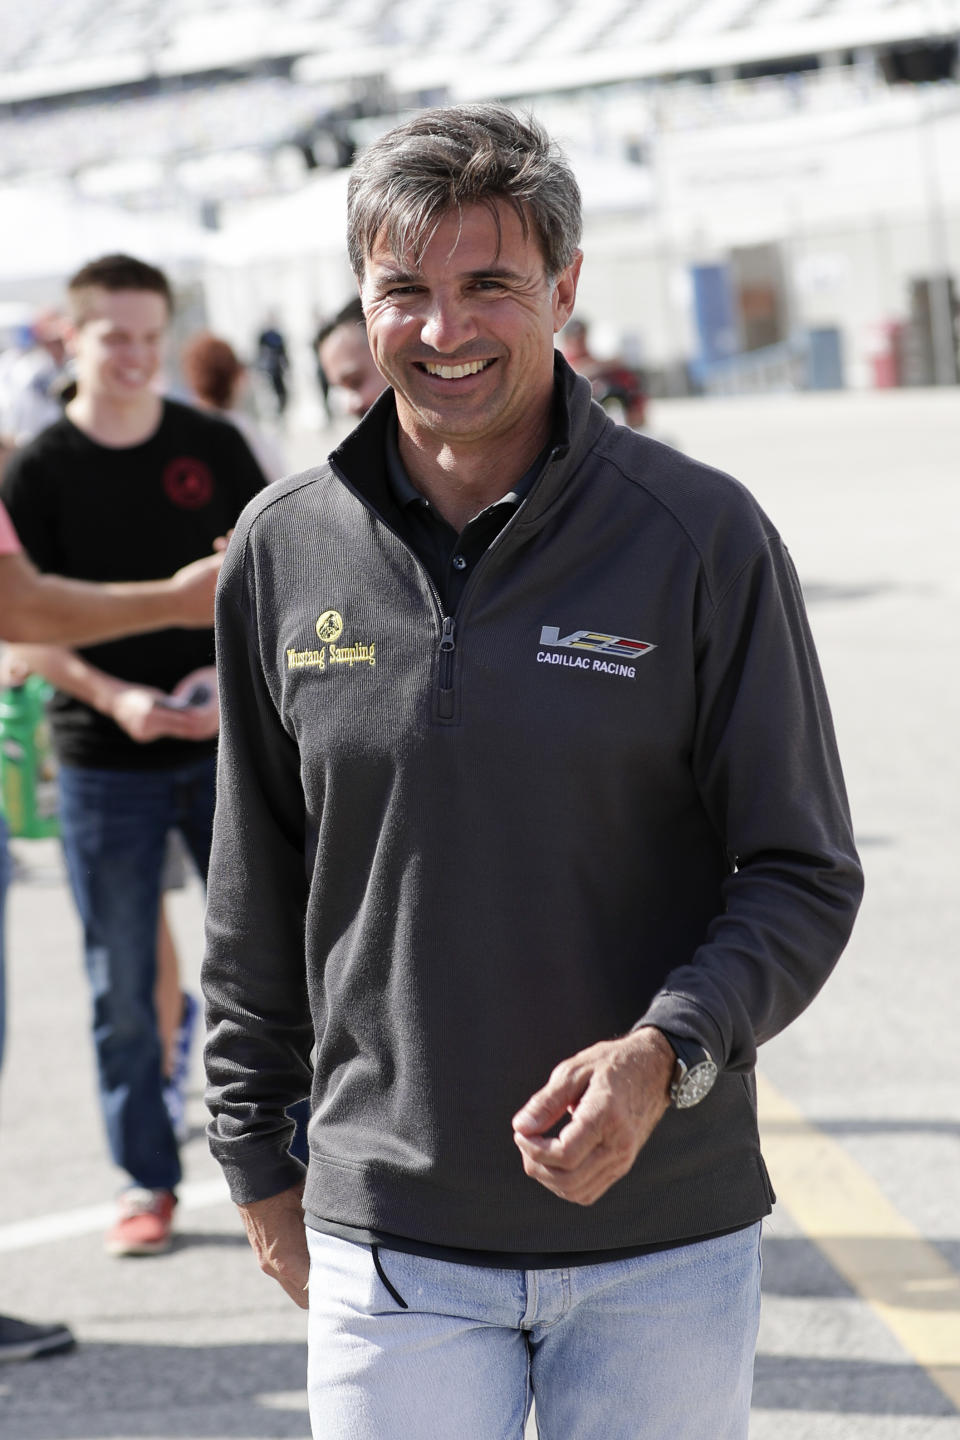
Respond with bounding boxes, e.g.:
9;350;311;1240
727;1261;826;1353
1;399;266;769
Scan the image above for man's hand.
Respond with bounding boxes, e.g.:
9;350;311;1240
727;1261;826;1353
166;550;225;627
164;665;220;740
512;1027;676;1207
109;683;214;743
238;1184;310;1309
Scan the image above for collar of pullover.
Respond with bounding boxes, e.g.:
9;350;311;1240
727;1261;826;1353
328;352;605;535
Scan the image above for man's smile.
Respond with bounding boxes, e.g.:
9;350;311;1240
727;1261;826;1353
415;358;497;380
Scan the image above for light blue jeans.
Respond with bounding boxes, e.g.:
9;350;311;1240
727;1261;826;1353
306;1221;762;1440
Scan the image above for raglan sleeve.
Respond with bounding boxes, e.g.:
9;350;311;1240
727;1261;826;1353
202;517;313;1205
637;533;864;1072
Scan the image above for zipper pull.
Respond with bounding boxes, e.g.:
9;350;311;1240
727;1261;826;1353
439;616;456;653
438;616;456;719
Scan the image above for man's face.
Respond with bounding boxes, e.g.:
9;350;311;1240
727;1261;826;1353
68;287;169;404
360;199;581;449
319;323;385;419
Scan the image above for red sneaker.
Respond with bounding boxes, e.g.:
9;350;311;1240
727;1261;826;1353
105;1188;177;1257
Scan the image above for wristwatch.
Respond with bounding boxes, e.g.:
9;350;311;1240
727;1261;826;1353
662;1033;718;1109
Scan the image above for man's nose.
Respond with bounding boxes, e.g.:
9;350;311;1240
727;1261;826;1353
419;296;477;353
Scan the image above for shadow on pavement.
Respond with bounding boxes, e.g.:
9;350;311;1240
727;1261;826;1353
762;1231;858;1298
0;1341;310;1438
753;1354;957;1417
759;1233;960;1418
2;1334;956;1431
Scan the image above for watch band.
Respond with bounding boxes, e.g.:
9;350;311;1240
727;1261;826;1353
660;1031;719;1109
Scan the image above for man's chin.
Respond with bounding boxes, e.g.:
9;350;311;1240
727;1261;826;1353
396;391;505;445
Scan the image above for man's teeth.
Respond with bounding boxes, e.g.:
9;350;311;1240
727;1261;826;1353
423;359;491;379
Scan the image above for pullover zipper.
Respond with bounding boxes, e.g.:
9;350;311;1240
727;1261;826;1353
438;616;456;720
330;445;564;726
329;458;458;723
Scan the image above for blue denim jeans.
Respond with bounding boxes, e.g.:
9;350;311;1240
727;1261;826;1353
57;755;217;1191
306;1222;762;1439
0;810;10;1074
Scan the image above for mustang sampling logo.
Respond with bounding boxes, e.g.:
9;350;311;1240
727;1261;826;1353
315;610;344;643
286;609;376;671
537;624;655;679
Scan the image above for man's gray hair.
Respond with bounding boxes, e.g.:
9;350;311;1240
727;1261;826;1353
347;104;582;281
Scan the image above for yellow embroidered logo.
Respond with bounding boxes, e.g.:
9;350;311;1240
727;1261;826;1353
286;648;326;670
316;610;344;643
287;610;376;673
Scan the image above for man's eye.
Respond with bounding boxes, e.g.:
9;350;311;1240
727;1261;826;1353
474;279;507;292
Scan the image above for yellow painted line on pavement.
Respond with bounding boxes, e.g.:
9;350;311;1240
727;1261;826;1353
758;1072;960;1410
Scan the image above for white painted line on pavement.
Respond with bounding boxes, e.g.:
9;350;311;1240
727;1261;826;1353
0;1177;230;1253
758;1073;960;1412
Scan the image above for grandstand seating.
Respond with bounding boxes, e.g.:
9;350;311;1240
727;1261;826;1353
2;0;956;81
0;0;955;202
0;76;336;187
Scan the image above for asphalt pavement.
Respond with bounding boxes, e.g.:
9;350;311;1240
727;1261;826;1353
1;387;957;1438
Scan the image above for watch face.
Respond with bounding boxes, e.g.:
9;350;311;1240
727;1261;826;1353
674;1058;718;1109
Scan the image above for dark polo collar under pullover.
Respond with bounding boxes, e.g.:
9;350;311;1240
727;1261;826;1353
203;356;862;1259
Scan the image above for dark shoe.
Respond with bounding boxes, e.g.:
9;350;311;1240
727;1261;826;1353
0;1313;75;1363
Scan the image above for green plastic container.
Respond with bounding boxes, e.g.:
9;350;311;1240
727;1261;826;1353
0;676;59;839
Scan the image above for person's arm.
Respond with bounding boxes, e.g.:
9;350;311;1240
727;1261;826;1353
0;547;224;645
0;455;226;644
514;536;863;1204
202;521;314;1301
7;645;218;744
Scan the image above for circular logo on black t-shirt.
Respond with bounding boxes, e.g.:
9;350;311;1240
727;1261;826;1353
163;457;214;509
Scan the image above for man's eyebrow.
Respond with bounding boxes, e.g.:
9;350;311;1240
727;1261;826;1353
370;266;421;285
465;266;525;282
369;264;527;285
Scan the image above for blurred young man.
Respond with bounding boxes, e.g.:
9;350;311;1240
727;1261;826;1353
2;254;265;1258
204;107;861;1438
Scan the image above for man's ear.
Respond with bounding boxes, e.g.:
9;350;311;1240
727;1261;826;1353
62;322;81;359
553;251;583;333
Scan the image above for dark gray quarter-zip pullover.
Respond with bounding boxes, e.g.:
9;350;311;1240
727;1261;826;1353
203;359;862;1255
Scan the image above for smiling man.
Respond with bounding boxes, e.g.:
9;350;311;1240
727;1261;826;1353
203;106;862;1439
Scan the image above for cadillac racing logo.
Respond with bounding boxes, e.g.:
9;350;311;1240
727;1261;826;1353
537;624;655;679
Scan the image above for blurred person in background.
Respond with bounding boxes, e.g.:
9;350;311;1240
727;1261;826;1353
256;315;290;419
0;310;70;451
1;253;265;1259
182;330;287;483
314;296;385;420
0;496;223;1361
559;315;647;429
